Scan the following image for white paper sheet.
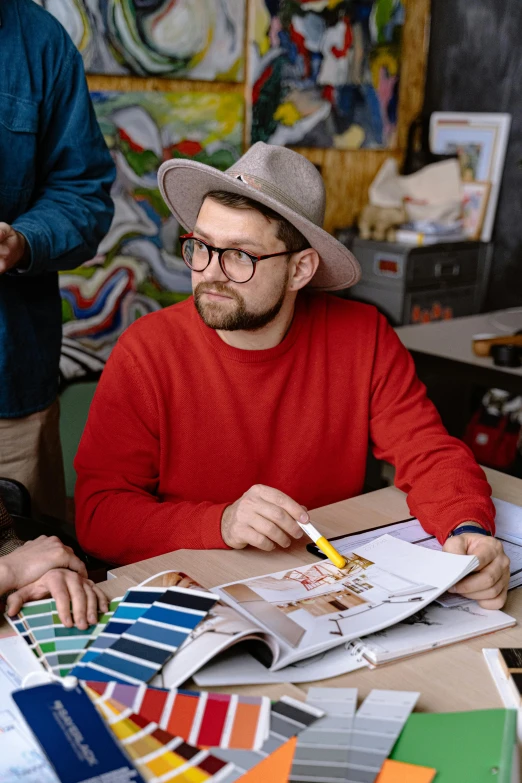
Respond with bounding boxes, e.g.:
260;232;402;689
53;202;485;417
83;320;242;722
0;655;58;782
0;634;44;680
362;603;516;664
483;648;522;744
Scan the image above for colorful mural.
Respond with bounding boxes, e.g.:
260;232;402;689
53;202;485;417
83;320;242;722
249;0;404;149
59;91;243;378
36;0;245;82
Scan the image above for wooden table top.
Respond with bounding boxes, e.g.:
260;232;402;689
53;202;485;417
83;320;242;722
102;467;522;715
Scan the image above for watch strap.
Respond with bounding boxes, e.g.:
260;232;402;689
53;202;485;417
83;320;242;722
448;524;492;538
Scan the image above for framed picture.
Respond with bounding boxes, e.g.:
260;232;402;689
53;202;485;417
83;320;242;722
462;181;491;240
429;112;511;242
431;126;496;181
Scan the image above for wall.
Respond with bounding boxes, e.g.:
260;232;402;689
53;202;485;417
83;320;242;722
87;0;430;235
424;0;522;311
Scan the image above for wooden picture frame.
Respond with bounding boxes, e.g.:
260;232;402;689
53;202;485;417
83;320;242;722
430;112;511;242
462;181;491;240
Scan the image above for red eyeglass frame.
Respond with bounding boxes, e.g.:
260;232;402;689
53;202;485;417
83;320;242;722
179;233;304;283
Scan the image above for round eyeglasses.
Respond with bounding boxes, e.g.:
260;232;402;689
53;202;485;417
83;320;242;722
179;233;305;284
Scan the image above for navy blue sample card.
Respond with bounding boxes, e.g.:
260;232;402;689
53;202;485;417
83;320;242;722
13;682;145;783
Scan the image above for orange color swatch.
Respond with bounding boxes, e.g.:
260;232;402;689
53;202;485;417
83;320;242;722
238;737;297;783
376;759;436;783
165;691;200;738
228;701;263;749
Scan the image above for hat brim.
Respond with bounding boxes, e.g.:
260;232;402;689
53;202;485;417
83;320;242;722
158;158;361;291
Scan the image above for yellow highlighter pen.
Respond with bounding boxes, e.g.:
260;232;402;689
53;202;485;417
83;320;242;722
297;517;346;569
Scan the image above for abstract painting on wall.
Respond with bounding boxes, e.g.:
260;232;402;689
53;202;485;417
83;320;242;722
59;91;244;382
249;0;405;149
36;0;245;82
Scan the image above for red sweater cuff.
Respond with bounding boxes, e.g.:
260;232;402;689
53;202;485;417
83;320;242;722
435;507;496;544
199;502;231;550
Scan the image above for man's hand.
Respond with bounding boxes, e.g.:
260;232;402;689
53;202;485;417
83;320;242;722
0;223;27;273
6;569;109;629
222;484;306;551
0;535;88;592
443;533;510;609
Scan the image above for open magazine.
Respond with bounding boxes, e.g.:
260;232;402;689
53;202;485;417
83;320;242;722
153;533;479;687
193;602;515;686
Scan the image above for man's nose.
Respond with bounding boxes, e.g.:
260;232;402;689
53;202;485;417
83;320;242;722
200;249;228;282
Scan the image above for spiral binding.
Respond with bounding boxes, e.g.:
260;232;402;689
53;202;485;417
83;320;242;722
345;638;366;661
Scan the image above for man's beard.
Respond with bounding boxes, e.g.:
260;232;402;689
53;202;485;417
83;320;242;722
194;276;288;331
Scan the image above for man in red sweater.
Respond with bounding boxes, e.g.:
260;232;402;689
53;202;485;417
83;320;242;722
75;143;509;608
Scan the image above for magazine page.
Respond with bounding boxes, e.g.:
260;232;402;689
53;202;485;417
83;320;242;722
214;534;478;670
321;497;522;605
360;603;516;665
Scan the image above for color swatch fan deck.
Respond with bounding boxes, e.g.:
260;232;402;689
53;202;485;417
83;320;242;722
6;583;218;686
71;585;218;684
85;681;271;751
6;597;121;676
84;683;324;782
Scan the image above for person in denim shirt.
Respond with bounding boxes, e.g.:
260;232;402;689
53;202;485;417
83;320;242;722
0;0;115;518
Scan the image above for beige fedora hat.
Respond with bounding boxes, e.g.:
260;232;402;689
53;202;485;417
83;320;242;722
158;142;360;291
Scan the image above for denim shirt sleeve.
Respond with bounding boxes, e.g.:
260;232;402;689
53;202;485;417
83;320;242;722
12;47;115;275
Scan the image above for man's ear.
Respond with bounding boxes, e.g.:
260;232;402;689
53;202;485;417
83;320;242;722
288;248;320;291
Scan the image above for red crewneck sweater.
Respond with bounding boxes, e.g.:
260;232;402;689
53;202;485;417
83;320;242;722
75;293;495;564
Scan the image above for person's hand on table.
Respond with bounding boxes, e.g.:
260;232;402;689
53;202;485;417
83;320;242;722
222;484;306;551
0;535;88;592
6;569;109;629
443;527;510;609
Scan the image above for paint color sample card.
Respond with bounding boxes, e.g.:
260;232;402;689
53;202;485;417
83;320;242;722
289;687;357;783
13;682;146;783
375;760;436;783
239;738;298;783
390;709;517;783
290;688;419;783
75;588;168;666
73;586;218;684
85;681;270;750
213;696;324;777
349;690;420;783
6;598;121;676
91;688;238;782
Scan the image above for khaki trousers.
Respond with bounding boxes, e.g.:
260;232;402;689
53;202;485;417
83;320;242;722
0;399;66;520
